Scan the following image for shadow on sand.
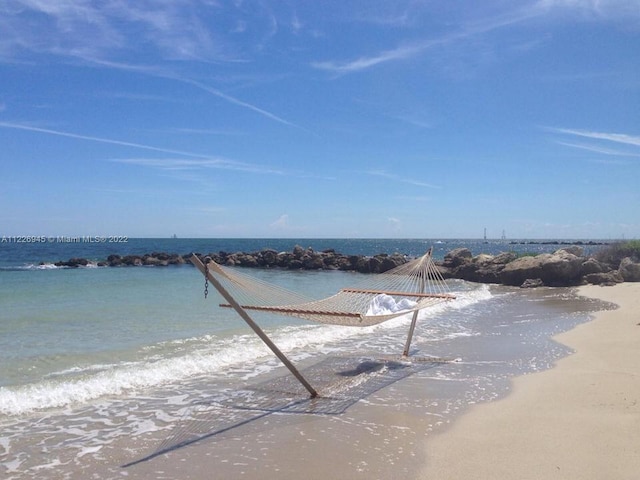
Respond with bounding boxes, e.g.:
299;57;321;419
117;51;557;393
122;355;450;468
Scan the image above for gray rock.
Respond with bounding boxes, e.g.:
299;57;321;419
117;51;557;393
443;248;472;267
619;257;640;282
581;257;607;275
584;271;624;286
500;255;547;286
558;246;584;257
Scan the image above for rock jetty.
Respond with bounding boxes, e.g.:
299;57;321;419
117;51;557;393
440;246;637;287
48;244;640;287
51;246;409;274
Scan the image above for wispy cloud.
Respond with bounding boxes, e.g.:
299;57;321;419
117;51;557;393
268;214;308;234
270;214;291;230
367;170;441;189
163;127;246;136
0;122;292;176
387;217;402;232
172;76;304;130
111;158;287;175
312;43;426;74
0;3;308;132
311;5;543;75
556;141;640;157
0;1;218;62
0;122;209;158
75;57;306;131
547;127;640;148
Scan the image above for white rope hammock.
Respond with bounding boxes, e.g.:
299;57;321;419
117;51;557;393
196;249;454;326
191;248;455;398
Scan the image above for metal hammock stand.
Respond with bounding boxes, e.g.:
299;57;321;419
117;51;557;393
191;249;455;398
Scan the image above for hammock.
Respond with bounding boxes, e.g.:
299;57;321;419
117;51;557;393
191;248;455;397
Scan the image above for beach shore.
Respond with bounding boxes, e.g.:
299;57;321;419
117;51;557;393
52;283;637;480
421;282;640;479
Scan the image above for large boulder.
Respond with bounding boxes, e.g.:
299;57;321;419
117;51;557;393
443;248;472;267
500;255;547;286
619;257;640;282
500;250;583;287
493;252;518;265
302;253;325;270
540;250;583;285
261;249;279;266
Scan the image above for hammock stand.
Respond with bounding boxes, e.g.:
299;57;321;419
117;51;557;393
191;249;454;398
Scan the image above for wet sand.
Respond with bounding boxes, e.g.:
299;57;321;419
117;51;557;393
421;283;640;479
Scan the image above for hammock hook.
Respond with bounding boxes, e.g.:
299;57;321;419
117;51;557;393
203;256;212;298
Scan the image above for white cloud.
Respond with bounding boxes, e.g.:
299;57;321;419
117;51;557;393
0;0;218;61
388;217;402;232
556;141;640;157
269;214;290;230
112;158;286;175
367;170;441;189
548;127;640;148
0;122;291;175
0;121;208;158
311;5;543;75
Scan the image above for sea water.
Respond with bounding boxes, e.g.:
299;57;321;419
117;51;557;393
0;238;607;478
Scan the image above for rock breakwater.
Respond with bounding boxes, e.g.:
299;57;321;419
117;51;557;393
48;244;640;287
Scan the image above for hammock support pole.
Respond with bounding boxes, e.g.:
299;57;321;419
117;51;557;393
402;251;429;357
402;310;420;357
191;255;319;398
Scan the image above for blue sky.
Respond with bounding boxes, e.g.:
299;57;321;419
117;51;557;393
1;0;638;239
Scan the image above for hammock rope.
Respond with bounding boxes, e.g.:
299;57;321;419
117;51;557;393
194;249;454;326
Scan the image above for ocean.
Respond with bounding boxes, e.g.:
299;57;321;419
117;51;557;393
0;238;608;478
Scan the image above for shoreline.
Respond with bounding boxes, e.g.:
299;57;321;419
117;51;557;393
4;282;634;479
421;282;640;479
114;285;603;480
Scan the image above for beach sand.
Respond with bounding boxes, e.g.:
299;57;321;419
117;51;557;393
421;282;640;479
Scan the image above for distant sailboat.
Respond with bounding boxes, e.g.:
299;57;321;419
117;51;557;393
483;228;488;244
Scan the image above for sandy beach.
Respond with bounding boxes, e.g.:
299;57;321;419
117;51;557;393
422;282;640;479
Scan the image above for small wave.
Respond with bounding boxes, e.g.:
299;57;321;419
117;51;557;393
0;282;493;417
0;263;63;271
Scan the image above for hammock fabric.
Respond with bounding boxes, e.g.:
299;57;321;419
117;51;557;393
192;249;455;327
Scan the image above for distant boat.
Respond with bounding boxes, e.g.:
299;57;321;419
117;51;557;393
172;234;178;239
483;228;488;244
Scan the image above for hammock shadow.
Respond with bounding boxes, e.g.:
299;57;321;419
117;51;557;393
122;355;446;468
